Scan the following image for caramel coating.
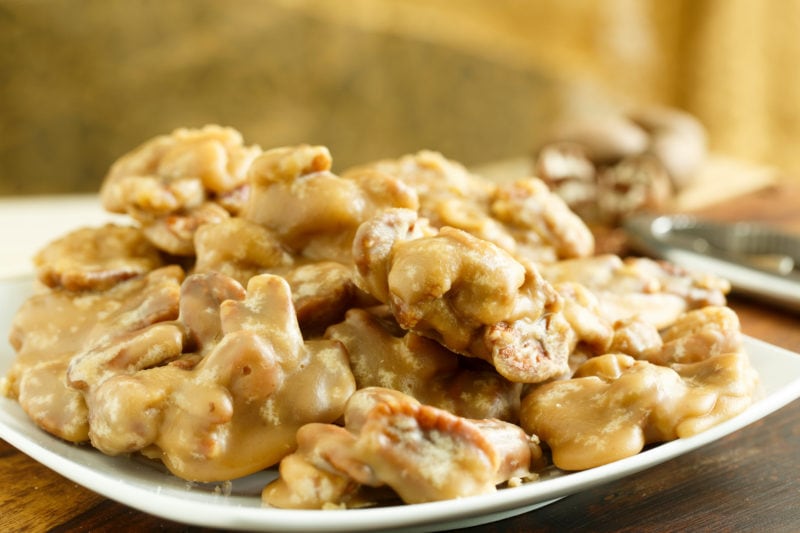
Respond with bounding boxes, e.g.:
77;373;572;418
653;306;743;365
67;273;355;481
353;209;573;383
283;261;368;333
589;305;742;368
490;178;595;263
346;151;513;256
263;387;540;508
520;351;758;471
99;126;261;255
243;145;418;263
141;201;230;256
262;423;368;509
33;224;163;291
607;315;663;360
356;394;532;504
194;218;366;332
538;254;730;329
606;305;742;366
101;125;260;213
326;307;522;421
553;281;614;356
343;150;495;212
193;217;293;285
5;266;184;442
347;151;594;263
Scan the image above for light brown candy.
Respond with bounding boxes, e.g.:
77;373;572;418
194;217;366;332
348;151;595;264
608;315;663;360
651;306;743;365
4;266;183;442
193;217;293;286
343;150;495;211
426;197;518;256
263;387;540;508
243;145;417;263
69;273;355;482
326;307;522;421
346;151;502;250
101;125;260;214
140;201;230;256
356;394;530;504
99;125;261;255
520;351;758;471
602;306;741;365
262;423;368;509
490;178;595;263
552;281;614;356
353;209;573;383
539;254;730;330
283;261;369;333
33;224;163;291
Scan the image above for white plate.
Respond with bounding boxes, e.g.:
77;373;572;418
2;276;800;532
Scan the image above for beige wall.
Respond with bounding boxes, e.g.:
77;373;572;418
1;0;798;195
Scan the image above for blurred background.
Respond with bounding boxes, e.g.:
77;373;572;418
1;0;799;195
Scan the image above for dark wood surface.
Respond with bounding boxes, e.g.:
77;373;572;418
2;184;800;533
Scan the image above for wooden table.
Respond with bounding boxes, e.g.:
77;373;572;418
2;184;800;532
